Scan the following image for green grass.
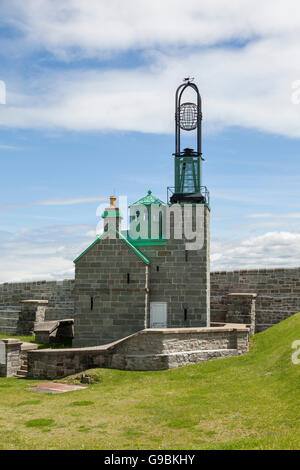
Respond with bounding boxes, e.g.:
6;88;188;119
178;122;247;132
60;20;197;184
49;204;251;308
0;334;72;349
0;333;36;344
25;418;55;428
0;313;300;449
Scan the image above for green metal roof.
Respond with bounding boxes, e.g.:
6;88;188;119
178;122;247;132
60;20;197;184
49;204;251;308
73;227;150;265
130;190;165;207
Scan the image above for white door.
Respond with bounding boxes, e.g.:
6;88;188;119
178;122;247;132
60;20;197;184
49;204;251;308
150;302;167;328
0;341;5;366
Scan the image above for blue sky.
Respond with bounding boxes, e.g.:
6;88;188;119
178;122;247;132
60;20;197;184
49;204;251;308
1;0;300;281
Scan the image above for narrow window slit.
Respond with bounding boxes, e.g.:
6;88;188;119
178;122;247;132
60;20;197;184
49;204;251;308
127;273;130;284
90;296;94;311
184;308;187;321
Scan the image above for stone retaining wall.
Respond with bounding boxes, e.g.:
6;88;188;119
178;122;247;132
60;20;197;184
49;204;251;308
27;326;250;379
211;267;300;331
1;266;300;336
0;279;74;306
27;347;110;380
0;280;75;334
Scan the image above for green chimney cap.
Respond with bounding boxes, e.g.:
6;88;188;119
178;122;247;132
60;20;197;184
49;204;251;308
102;209;122;219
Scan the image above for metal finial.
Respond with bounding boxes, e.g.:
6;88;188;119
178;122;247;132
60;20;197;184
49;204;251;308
183;77;194;83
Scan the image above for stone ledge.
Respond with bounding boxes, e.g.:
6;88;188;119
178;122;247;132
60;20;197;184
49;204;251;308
140;325;249;333
21;342;38;351
0;338;22;345
227;293;257;298
28;345;109;354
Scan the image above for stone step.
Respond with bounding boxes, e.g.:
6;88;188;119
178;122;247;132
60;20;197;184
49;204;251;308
15;370;27;378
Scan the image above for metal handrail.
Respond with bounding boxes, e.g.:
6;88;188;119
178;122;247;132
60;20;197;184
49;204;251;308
167;186;210;206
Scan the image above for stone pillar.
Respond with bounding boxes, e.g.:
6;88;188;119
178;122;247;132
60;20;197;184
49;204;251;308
0;339;22;377
18;300;48;335
226;293;257;334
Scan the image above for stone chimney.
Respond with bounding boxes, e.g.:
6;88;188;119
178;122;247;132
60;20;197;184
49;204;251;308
102;196;122;233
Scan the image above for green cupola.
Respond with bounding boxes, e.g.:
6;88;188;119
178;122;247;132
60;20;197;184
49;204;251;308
128;190;166;243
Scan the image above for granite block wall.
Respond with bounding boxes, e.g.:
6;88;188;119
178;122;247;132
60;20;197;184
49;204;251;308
0;279;74;307
73;237;149;347
226;293;257;334
211;267;300;331
0;280;75;334
27;347;110;380
139;204;210;329
1;264;300;337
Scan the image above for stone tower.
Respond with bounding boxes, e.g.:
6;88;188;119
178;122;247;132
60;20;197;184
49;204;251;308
73;79;210;347
129;78;210;330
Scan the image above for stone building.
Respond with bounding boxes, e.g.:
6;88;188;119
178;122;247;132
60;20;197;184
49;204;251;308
73;79;211;347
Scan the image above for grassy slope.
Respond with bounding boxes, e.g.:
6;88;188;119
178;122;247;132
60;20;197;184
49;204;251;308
0;314;300;450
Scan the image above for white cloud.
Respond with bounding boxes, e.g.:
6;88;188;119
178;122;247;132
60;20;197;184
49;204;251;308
1;2;300;136
85;230;97;238
0;196;109;213
1;224;300;281
3;0;300;55
211;231;300;271
40;196;107;206
0;224;96;282
249;212;300;219
0;144;21;150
